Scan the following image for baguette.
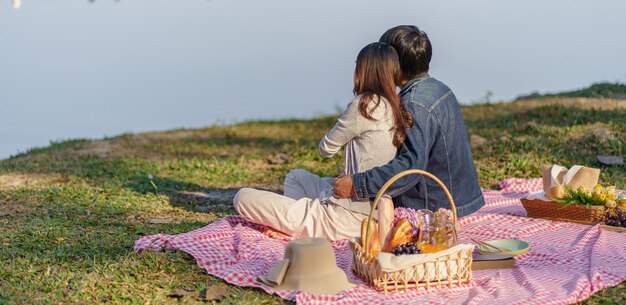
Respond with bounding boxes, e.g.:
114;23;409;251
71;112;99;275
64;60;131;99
377;195;394;251
360;218;381;258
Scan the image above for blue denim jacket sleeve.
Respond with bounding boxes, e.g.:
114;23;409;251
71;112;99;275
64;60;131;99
352;101;435;199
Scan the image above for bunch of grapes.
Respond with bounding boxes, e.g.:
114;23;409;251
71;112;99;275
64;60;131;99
605;207;626;228
392;242;422;256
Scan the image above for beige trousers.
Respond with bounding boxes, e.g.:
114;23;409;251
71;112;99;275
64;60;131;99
233;169;367;241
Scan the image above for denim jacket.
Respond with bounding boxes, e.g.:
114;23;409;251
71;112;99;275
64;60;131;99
352;74;485;217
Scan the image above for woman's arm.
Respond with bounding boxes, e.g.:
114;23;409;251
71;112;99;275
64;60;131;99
318;97;365;157
334;101;435;199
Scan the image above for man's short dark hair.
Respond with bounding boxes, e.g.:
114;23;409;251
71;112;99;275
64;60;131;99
380;25;432;79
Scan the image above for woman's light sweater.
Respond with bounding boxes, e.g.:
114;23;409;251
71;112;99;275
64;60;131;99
319;95;398;176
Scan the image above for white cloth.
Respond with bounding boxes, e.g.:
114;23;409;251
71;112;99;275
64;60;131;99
525;191;552;201
374;244;475;272
284;169;374;216
234;187;368;241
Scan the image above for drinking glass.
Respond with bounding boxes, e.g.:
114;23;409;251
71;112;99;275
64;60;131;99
417;209;454;253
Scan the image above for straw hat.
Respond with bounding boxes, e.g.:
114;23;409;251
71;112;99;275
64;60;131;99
542;164;600;199
258;237;355;295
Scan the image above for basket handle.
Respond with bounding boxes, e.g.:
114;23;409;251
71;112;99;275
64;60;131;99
363;169;458;254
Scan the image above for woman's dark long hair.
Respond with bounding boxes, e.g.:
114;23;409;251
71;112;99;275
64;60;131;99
353;42;413;148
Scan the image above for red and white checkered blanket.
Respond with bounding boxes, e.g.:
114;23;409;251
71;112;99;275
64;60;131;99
134;178;626;304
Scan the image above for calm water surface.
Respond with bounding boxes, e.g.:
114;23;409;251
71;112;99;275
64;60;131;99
1;0;626;159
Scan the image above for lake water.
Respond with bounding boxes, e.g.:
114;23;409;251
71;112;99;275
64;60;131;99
1;0;626;159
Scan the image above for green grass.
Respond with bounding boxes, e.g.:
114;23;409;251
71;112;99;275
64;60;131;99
1;98;625;304
516;82;626;100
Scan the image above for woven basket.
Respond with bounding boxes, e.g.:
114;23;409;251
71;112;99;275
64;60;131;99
520;198;606;225
351;169;473;294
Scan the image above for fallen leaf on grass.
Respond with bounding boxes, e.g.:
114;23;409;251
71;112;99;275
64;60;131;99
268;153;292;165
166;285;228;302
198;285;229;302
148;218;175;224
167;288;196;299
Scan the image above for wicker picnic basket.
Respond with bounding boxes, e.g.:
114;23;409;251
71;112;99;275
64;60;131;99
351;169;473;294
520;198;606;225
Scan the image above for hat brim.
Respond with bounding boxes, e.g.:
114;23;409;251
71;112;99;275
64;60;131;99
273;268;356;295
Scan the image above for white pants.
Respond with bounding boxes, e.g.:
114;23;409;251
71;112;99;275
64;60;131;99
233;169;367;241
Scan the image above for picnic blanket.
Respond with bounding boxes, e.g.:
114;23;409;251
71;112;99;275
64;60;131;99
134;178;626;304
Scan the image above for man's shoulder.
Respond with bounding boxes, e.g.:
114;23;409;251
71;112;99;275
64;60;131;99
405;77;456;110
414;77;453;99
424;76;451;90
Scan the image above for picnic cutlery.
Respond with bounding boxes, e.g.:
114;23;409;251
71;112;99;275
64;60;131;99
471;238;511;253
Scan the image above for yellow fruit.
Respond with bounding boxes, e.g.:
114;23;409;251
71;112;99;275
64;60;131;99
593;184;603;195
605;200;617;208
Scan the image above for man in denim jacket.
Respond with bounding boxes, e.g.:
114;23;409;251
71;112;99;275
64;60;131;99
333;25;485;217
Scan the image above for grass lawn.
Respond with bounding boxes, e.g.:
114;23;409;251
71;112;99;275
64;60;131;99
1;97;625;304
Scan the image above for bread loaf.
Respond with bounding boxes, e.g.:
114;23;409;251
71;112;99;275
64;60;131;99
383;218;413;252
377;195;394;251
360;218;381;258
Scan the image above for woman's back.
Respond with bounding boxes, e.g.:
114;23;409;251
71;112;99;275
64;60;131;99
319;95;397;175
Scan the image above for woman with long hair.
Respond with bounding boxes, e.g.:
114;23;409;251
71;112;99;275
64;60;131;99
234;42;412;240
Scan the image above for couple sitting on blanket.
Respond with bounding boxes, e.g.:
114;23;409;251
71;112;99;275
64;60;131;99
234;25;485;241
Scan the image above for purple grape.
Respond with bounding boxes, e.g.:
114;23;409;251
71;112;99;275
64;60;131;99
391;242;425;256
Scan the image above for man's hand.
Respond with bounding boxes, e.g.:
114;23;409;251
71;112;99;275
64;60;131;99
333;174;356;198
